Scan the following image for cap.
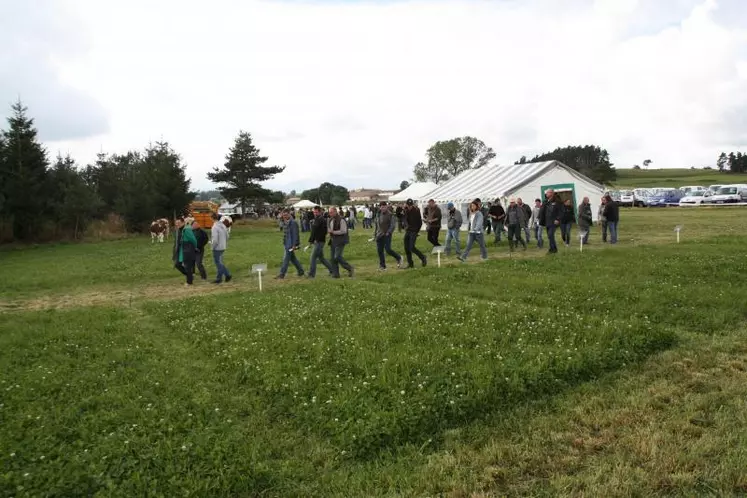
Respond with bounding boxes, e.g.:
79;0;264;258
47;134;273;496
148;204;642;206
406;198;414;206
447;202;454;208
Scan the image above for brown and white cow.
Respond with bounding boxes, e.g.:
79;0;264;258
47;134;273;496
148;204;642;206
150;218;170;243
220;215;233;235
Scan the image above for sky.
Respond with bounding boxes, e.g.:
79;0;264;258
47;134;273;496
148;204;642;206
1;0;746;192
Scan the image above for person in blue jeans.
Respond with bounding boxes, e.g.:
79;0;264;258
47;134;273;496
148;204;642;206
560;199;575;246
530;198;544;248
458;201;488;262
444;202;462;257
540;189;562;254
328;207;355;278
275;209;305;279
403;199;427;268
373;202;402;270
306;206;334;278
210;213;233;284
602;194;620;244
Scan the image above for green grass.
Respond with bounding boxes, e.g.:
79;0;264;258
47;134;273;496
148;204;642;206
1;210;747;496
615;167;747;188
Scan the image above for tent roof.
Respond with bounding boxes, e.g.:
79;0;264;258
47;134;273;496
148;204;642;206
388;182;439;202
292;199;317;208
426;161;604;204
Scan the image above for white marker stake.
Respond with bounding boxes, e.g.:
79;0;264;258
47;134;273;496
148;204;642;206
431;246;445;267
579;231;588;252
674;225;682;243
251;263;268;291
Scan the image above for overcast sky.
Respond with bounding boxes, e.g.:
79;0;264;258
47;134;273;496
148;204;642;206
2;0;746;192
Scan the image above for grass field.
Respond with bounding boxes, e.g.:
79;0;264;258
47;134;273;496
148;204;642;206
2;208;747;496
614;167;747;188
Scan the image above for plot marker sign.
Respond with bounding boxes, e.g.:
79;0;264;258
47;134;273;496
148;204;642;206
431;246;445;267
579;231;588;252
674;225;683;243
252;263;268;291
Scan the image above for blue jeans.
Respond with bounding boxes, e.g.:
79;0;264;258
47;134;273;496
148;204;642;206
308;242;333;277
461;232;488;260
445;228;461;256
524;225;531;243
212;249;231;282
560;223;572;245
547;224;558;253
331;244;353;276
404;231;426;267
376;234;401;268
491;221;502;242
534;225;544;248
280;249;304;277
608;221;618;244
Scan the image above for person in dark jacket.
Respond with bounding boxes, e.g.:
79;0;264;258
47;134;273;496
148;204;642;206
275;209;305;279
179;217;198;285
444;202;462;257
539;189;562;254
488;199;505;244
517;198;532;243
327;207;355;278
505;198;527;250
424;199;442;246
403;199;427;268
603;194;619;244
577;196;593;245
373;202;402;271
191;220;209;280
307;206;334;278
560;199;575;246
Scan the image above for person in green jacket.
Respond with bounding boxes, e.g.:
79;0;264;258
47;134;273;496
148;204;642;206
173;216;198;285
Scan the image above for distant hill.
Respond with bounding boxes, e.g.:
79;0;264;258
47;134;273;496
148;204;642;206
613;168;747;188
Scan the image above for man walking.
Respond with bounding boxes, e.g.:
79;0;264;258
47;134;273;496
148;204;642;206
210;212;232;284
517;198;532;243
530;198;544;248
577;196;593;245
374;202;403;271
539;189;562;254
505;198;527;250
327;207;355;278
307;206;335;279
192;219;209;280
444;202;462;257
403;199;427;268
488;199;505;244
599;196;608;243
276;209;305;279
603;194;619;244
424;199;442;246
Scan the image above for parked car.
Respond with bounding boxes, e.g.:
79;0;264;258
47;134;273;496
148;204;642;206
679;190;710;206
705;184;747;204
680;185;708;195
619;190;635;207
707;185;723;194
646;188;683;207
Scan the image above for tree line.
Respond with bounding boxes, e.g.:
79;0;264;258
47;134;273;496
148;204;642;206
717;152;747;173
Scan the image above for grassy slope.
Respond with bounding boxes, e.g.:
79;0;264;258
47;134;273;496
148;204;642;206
614;168;747;188
1;211;747;496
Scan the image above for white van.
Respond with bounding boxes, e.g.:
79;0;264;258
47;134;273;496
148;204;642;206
707;184;747;204
680;185;707;195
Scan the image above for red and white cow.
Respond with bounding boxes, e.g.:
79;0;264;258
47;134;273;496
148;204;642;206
220;215;233;235
150;218;170;243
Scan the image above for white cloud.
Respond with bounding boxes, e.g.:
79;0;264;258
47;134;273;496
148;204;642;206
19;0;747;189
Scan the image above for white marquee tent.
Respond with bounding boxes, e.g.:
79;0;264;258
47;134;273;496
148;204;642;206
388;182;438;204
426;161;605;229
292;199;317;209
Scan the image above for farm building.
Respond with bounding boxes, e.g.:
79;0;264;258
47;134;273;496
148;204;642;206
426;161;605;229
388;182;438;205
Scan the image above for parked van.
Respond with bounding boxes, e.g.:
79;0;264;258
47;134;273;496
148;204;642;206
706;184;747;204
708;185;722;194
680;185;708;194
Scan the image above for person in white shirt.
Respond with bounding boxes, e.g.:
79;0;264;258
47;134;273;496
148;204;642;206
530;198;544;249
210;213;232;284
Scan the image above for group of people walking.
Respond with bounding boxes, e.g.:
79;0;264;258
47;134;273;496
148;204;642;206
171;192;621;285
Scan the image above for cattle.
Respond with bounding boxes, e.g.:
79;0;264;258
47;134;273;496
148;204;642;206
220;215;233;235
150;218;170;243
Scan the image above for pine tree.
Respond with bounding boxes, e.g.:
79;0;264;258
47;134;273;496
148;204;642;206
717;152;727;172
48;155;101;239
2;101;49;240
207;131;284;214
143;141;195;219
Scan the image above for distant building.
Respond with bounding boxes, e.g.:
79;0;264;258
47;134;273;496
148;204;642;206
349;188;396;203
285;196;301;205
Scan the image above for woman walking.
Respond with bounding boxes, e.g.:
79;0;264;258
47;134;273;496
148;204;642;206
458;201;488;262
560;199;575;246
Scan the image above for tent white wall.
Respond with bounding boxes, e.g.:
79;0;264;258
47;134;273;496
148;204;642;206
388;182;438;204
426;161;605;229
292;199;317;209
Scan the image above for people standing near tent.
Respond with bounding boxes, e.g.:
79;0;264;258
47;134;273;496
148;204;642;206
403;199;427;268
577;197;593;245
458;201;488;262
444;202;462;257
424;199;442;247
307;206;335;279
531;198;544;248
560;199;575;246
505;198;527;251
191;219;209;281
275;209;305;279
517;198;532;243
210;212;233;284
603;194;619;244
327;207;355;278
373;202;402;271
598;196;608;243
488;199;506;244
539;189;562;254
